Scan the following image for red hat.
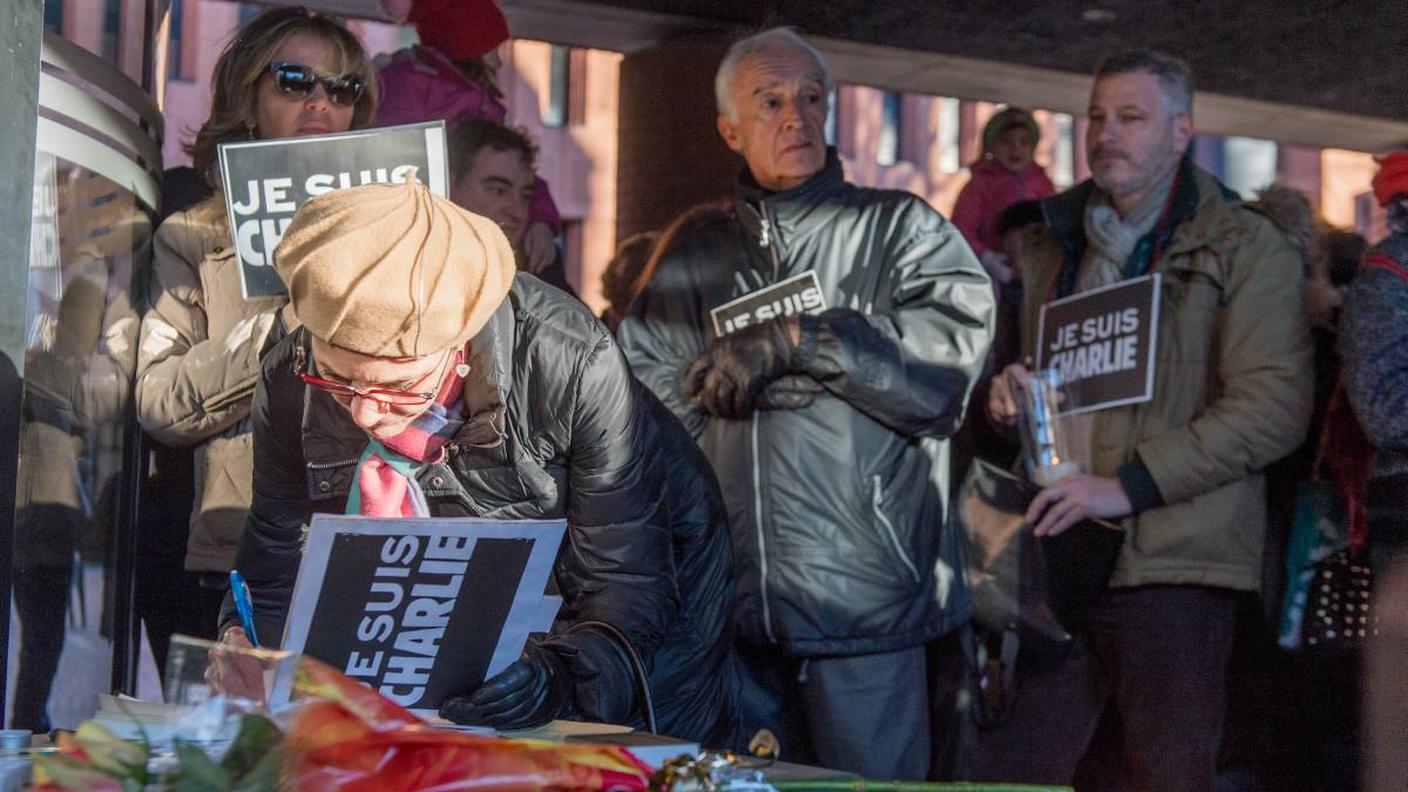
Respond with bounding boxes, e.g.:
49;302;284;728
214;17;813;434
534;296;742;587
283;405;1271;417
409;0;509;62
1372;151;1408;207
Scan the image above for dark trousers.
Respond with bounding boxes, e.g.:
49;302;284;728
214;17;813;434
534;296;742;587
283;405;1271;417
967;585;1238;792
737;642;931;780
11;563;71;733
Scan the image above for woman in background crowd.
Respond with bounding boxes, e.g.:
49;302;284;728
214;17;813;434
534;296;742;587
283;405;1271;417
134;7;378;634
376;0;563;275
1342;151;1408;575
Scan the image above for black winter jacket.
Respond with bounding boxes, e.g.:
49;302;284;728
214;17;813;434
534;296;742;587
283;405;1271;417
619;151;994;655
227;275;737;744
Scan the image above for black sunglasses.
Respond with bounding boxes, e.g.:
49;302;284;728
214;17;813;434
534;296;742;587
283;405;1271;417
266;61;365;107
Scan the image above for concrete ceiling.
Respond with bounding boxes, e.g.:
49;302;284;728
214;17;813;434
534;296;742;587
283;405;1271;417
498;0;1408;152
300;0;1408;151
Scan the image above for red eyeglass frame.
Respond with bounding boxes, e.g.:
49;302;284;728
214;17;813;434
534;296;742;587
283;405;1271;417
298;348;458;406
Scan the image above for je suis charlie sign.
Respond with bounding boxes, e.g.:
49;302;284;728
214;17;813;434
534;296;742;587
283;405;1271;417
1036;274;1161;416
217;121;449;300
271;516;564;718
710;271;828;338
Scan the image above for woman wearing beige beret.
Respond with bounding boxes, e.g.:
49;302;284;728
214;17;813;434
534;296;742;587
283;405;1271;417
218;179;739;746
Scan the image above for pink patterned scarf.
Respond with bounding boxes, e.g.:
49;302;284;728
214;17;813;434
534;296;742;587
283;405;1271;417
346;348;467;518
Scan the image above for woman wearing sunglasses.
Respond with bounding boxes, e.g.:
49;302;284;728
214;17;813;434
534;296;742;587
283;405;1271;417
135;7;378;635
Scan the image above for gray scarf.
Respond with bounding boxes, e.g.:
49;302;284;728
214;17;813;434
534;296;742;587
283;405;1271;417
1078;165;1178;292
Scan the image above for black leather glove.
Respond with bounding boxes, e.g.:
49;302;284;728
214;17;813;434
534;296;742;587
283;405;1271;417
439;639;572;730
681;319;796;419
756;374;826;411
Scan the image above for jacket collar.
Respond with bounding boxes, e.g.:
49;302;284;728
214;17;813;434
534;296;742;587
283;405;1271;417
453;294;513;448
734;147;845;238
1041;155;1236;296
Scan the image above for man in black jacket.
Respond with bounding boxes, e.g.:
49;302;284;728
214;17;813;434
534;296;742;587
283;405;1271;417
617;27;993;780
219;178;736;745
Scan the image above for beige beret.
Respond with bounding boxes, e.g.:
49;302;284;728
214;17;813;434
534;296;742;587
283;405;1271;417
275;177;516;357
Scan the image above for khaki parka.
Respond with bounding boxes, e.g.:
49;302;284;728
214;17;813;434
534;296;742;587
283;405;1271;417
135;194;285;573
1016;162;1313;591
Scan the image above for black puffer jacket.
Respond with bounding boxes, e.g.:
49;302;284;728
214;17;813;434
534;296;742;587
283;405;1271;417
228;275;737;744
619;150;994;656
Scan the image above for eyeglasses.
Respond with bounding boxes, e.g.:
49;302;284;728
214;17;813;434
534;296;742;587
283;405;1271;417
300;374;438;406
266;61;366;107
300;349;455;407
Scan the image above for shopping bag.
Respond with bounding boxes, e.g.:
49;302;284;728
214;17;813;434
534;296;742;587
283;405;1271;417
1279;381;1376;650
1278;481;1345;649
956;459;1124;643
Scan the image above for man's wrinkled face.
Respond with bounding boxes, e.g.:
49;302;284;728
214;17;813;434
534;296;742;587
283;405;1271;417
1086;71;1192;199
451;146;535;249
716;47;829;191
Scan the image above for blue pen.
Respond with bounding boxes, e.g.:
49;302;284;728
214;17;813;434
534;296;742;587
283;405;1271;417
229;569;260;648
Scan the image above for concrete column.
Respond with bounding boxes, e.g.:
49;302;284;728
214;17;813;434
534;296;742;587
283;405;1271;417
614;32;737;242
0;0;42;725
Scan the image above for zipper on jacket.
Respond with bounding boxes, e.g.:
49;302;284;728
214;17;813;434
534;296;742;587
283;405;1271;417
306;456;360;470
753;412;777;643
872;475;921;585
747;201;784;282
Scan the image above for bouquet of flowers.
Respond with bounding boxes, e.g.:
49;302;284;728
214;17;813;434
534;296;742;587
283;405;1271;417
28;657;652;792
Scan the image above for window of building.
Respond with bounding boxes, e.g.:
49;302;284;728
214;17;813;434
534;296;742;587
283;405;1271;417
936;97;961;174
167;0;184;80
824;86;839;147
102;0;122;61
1052;112;1076;189
1356;191;1381;239
1223;136;1279;199
43;0;63;33
877;91;902;166
544;45;587;128
560;219;584;284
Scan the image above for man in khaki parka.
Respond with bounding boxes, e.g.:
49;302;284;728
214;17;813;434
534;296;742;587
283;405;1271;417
976;50;1312;792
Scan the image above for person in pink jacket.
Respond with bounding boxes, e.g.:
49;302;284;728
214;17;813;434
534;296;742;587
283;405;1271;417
951;107;1055;286
376;0;562;274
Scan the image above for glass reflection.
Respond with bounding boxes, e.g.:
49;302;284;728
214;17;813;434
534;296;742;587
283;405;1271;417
10;154;147;731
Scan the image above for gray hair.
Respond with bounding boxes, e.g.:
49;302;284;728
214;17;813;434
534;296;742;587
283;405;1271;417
1094;49;1195;116
715;27;834;121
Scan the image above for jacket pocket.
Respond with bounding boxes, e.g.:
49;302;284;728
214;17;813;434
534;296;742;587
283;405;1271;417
306;458;357;502
871;475;922;586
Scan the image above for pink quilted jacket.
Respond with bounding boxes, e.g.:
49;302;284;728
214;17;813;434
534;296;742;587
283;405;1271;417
951;158;1054;257
376;44;561;230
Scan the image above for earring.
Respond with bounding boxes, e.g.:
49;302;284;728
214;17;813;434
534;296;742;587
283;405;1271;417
454;362;470;378
246;121;258;139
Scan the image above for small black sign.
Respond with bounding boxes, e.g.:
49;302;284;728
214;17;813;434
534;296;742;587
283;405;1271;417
1036;275;1161;415
275;516;563;716
710;271;828;338
217;121;449;300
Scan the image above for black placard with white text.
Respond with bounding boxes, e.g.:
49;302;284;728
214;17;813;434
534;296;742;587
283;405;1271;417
710;271;828;338
217;121;448;299
1036;275;1160;415
273;516;563;717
